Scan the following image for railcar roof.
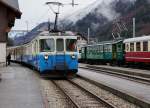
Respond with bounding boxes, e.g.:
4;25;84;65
39;31;76;37
86;39;123;47
124;35;150;43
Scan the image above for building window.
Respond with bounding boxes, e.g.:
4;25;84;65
130;43;134;52
143;41;148;51
77;37;80;40
136;42;141;52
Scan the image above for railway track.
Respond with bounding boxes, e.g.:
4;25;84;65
79;66;150;85
40;79;78;108
52;79;115;108
52;78;140;108
70;77;139;108
40;75;140;107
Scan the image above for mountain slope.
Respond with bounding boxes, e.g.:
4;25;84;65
63;0;150;41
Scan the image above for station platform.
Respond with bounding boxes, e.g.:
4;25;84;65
0;64;44;108
78;68;150;107
79;63;150;78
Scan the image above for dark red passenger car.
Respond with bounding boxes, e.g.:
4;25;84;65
124;36;150;63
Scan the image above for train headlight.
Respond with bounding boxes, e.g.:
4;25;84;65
44;55;49;60
71;55;76;59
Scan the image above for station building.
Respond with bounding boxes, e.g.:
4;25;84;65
77;33;88;51
0;0;21;66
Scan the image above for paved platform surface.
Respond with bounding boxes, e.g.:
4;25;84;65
0;64;44;108
78;68;150;104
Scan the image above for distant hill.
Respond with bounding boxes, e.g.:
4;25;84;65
10;0;150;46
12;22;48;46
62;0;150;41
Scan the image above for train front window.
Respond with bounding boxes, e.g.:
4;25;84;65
66;39;77;52
57;39;64;51
40;39;55;52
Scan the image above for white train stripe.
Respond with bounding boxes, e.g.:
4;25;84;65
126;57;150;60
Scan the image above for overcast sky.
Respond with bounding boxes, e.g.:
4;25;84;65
13;0;100;30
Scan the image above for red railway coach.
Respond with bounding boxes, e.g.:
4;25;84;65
124;36;150;63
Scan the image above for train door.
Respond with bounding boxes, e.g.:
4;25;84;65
56;38;66;70
35;40;38;67
112;43;117;60
85;47;87;61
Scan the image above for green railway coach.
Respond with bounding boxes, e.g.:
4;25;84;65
115;40;124;64
80;39;124;65
81;46;86;61
103;40;124;64
86;44;104;62
103;41;113;62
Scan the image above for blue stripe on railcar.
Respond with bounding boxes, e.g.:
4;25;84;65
37;54;78;73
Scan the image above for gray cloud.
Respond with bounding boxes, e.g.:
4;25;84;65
95;1;119;21
94;0;136;21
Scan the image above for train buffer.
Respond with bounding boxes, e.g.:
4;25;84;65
0;63;44;108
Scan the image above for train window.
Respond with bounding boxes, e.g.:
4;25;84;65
99;45;103;52
107;44;112;52
143;41;148;51
117;44;122;52
57;39;64;51
96;46;100;53
104;45;107;52
79;50;82;53
88;47;90;54
136;42;141;51
66;39;77;52
94;46;97;53
95;46;98;53
126;44;129;52
34;42;36;53
40;39;55;52
35;40;38;53
81;48;84;53
104;44;111;52
130;43;134;52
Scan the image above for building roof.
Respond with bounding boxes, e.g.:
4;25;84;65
76;33;87;41
0;0;21;18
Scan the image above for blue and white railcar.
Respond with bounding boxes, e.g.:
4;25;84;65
7;31;78;77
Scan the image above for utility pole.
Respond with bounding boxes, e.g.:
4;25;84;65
133;0;136;38
25;21;29;33
88;28;90;44
133;18;135;38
